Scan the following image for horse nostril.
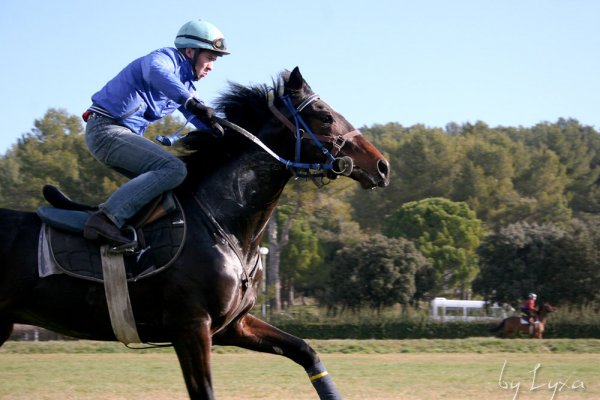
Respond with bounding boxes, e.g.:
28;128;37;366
377;159;390;179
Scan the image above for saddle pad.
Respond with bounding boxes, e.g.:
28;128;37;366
46;198;186;283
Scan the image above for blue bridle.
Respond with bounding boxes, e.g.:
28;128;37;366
156;89;357;177
267;90;358;177
277;93;334;171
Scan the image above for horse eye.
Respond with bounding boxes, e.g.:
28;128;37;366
322;114;334;124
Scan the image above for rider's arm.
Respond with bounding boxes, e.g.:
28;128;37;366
141;50;193;106
142;50;211;131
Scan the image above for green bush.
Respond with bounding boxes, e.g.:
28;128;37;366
272;320;600;339
266;304;600;339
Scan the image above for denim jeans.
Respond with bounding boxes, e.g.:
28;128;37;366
85;115;187;227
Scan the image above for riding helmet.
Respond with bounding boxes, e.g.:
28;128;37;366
174;20;230;55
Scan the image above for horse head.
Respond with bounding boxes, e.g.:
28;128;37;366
541;303;557;313
273;67;390;189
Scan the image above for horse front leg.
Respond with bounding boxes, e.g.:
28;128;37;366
214;314;342;400
172;319;215;400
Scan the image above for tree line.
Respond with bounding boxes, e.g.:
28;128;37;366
1;109;599;311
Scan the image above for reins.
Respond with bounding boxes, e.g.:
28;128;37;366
156;89;357;179
214;116;330;172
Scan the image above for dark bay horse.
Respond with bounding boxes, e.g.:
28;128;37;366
0;67;389;399
491;303;557;339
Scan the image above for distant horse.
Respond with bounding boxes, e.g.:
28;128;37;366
0;67;390;399
491;302;557;339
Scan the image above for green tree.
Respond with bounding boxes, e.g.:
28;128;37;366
474;222;561;305
351;125;459;232
533;119;600;214
474;220;600;306
278;206;321;306
327;234;424;311
0;110;190;211
451;131;522;226
0;109;124;210
275;178;363;307
382;198;484;298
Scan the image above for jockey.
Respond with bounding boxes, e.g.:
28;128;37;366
519;293;537;324
82;20;230;246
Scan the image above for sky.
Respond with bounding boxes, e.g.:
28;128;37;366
1;0;599;155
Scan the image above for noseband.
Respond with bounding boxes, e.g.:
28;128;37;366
267;90;360;177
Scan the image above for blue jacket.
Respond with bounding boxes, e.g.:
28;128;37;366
90;47;208;134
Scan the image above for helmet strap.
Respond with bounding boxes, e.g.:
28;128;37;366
192;48;202;80
183;48;201;80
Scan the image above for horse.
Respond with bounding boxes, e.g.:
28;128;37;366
491;302;557;339
0;67;390;399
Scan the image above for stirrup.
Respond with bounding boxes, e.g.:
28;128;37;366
108;226;138;254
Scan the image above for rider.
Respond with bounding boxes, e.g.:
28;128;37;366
519;293;537;324
82;20;230;246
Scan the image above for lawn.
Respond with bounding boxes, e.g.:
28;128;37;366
0;339;598;400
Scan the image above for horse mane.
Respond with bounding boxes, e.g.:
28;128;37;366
176;71;290;186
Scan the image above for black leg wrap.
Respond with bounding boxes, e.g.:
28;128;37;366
306;361;342;400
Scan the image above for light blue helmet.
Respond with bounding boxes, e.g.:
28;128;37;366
174;20;230;55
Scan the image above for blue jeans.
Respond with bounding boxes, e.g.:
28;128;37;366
85;115;187;227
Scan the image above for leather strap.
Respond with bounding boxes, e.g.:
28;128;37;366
101;245;142;344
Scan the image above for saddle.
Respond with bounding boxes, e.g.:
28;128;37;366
37;185;186;282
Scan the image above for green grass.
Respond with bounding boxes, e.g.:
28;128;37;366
3;338;600;354
1;340;599;399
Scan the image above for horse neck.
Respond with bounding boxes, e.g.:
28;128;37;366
192;148;291;253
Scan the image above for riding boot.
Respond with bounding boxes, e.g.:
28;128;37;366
83;211;134;246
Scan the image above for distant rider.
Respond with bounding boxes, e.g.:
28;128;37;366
519;293;537;324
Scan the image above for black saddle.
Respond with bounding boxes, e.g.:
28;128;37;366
37;185;186;282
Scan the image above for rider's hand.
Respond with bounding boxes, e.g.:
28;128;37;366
185;98;215;126
185;98;224;137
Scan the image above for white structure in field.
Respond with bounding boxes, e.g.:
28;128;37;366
430;297;511;321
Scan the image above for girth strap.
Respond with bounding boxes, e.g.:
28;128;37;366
101;245;141;344
192;192;260;290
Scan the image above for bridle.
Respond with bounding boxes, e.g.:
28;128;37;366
156;85;360;180
267;88;360;177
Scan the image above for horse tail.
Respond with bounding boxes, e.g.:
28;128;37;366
490;319;505;333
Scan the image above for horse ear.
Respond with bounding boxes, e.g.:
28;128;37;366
287;67;304;91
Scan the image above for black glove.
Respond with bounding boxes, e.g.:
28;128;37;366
185;98;214;124
185;98;224;137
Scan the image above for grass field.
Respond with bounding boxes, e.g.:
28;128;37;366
1;339;599;400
